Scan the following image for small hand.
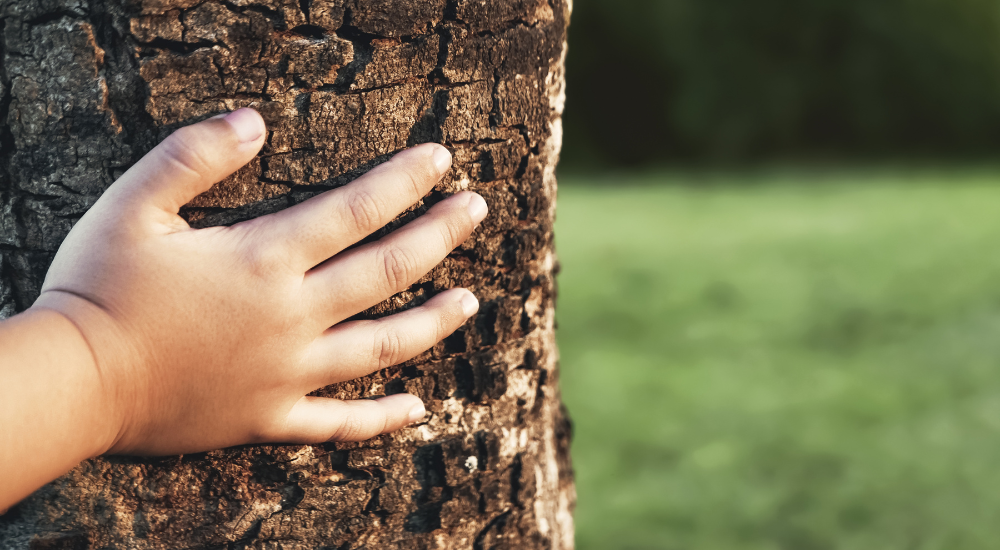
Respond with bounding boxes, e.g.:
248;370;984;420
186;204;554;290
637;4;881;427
33;108;487;456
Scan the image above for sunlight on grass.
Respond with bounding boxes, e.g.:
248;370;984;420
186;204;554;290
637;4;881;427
556;170;1000;550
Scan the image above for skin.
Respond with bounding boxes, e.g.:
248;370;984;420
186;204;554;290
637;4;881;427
0;108;487;511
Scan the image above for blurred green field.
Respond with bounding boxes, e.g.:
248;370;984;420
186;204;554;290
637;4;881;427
555;170;1000;550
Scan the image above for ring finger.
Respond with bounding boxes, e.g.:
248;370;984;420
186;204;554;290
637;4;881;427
305;191;488;324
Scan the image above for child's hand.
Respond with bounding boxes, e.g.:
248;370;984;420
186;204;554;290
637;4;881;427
33;108;486;456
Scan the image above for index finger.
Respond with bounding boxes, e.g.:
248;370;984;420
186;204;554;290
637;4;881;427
247;143;452;272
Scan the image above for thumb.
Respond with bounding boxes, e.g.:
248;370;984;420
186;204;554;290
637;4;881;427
110;108;266;216
273;394;427;443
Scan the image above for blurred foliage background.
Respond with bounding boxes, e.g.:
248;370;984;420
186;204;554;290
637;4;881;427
561;0;1000;168
556;1;1000;549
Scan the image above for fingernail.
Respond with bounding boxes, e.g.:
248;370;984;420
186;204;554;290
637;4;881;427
407;403;426;424
467;193;488;224
433;145;452;174
461;291;480;317
223;108;265;143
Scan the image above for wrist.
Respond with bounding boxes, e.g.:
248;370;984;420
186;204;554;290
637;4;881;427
26;299;130;458
0;304;133;509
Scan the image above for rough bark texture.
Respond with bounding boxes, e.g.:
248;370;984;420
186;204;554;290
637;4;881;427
0;0;573;547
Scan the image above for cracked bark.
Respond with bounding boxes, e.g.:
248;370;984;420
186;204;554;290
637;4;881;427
0;0;574;548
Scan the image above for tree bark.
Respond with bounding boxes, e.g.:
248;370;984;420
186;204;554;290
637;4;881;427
0;0;573;548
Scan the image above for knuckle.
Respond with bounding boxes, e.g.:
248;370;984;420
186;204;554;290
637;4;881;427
395;158;433;200
161;127;213;178
330;405;384;441
345;188;384;234
397;172;422;204
435;309;456;340
380;245;417;292
374;327;405;369
376;409;389;435
439;210;470;248
240;230;295;279
330;414;366;441
247;245;286;279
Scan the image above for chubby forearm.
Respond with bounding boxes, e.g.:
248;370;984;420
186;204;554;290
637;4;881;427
0;308;117;510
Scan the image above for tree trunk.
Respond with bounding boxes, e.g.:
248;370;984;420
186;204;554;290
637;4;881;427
0;0;573;547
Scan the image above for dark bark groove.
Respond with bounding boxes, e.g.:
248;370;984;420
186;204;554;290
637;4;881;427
0;0;573;548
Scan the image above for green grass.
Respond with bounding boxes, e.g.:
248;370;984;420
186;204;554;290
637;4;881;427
555;169;1000;550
